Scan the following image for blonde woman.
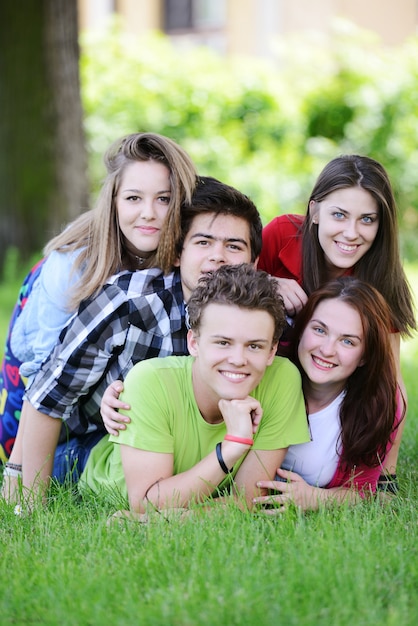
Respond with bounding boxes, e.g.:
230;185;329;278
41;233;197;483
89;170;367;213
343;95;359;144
1;132;197;487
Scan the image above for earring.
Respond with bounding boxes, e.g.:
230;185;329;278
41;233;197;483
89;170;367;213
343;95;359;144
312;217;318;224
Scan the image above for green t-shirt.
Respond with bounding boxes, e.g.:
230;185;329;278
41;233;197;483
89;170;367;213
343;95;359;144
79;355;309;498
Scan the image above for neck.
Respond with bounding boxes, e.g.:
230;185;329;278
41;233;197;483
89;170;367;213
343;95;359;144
303;379;345;414
123;249;152;270
324;261;348;281
202;412;224;425
134;255;147;266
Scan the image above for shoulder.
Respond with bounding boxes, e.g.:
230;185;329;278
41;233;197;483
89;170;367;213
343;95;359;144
123;355;191;389
40;249;84;298
267;356;301;378
41;249;84;283
261;214;304;256
263;214;304;236
107;267;180;296
258;215;304;278
256;357;302;391
84;268;170;306
45;247;82;266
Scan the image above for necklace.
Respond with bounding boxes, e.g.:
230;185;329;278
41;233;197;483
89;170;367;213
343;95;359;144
135;256;146;266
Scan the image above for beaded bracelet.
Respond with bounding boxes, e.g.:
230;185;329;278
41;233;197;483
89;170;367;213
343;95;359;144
224;434;254;446
215;442;233;474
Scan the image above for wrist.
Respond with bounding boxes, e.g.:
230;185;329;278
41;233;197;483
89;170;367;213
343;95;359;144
377;472;399;495
219;438;251;469
308;485;323;510
224;434;254;446
215;442;233;474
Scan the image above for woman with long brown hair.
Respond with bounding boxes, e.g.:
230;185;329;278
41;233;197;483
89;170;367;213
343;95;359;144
254;277;404;511
258;154;415;477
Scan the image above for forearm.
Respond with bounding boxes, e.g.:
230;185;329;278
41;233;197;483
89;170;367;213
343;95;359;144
383;414;405;474
234;448;287;509
383;377;407;475
126;441;247;513
21;400;62;501
297;485;362;511
384;332;407;473
255;469;365;512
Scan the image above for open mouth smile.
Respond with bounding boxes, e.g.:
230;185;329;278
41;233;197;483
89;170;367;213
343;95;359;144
335;241;359;253
219;371;249;380
312;355;336;369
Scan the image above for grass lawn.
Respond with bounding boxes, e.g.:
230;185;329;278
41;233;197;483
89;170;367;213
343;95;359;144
0;262;417;625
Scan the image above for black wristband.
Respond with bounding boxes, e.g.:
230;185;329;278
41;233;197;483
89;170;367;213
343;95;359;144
216;442;233;474
377;473;399;495
4;462;22;471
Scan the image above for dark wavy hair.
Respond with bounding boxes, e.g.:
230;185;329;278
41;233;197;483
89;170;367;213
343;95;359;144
177;177;263;263
301;155;416;336
291;276;401;468
187;263;285;344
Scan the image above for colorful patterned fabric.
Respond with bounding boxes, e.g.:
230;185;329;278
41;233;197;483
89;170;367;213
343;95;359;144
0;259;44;462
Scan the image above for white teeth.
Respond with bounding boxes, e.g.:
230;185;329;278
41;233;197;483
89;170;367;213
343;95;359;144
312;356;334;368
222;372;247;380
337;242;357;252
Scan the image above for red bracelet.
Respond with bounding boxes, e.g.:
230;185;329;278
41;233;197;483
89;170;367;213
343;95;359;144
224;434;254;446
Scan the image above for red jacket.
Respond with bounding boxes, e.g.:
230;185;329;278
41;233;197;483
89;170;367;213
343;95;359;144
258;214;304;281
259;214;401;495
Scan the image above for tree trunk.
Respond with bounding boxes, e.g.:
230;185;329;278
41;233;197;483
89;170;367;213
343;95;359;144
0;0;88;272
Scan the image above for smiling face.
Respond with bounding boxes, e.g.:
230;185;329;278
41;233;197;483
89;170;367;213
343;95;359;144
116;159;171;258
188;303;277;421
179;213;253;302
312;186;379;278
298;298;365;396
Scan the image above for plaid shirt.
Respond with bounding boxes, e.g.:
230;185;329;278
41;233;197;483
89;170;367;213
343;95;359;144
26;268;187;436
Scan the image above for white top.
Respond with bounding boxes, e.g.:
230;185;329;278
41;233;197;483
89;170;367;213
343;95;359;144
281;392;344;487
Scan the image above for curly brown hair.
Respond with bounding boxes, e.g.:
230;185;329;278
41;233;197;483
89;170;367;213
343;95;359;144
187;263;285;344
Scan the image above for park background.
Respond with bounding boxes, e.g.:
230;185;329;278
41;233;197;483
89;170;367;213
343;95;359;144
1;1;418;624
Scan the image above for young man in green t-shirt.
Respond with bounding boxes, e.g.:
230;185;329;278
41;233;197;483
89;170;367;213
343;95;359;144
80;264;310;515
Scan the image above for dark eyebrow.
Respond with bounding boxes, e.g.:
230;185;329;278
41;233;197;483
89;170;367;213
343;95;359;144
311;318;362;342
328;205;378;218
311;318;328;328
328;206;349;215
190;233;249;247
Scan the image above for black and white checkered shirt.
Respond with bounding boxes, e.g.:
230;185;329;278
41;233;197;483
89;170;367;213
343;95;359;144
26;267;187;436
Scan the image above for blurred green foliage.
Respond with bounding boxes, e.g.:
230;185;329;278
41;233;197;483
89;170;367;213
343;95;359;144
80;19;418;259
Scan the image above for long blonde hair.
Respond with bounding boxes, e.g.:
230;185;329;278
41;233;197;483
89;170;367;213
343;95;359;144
44;132;197;310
